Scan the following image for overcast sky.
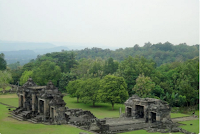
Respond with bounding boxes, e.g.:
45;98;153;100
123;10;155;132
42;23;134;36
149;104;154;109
0;0;199;48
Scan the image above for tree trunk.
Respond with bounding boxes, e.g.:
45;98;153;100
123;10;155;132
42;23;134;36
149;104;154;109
77;97;79;103
93;101;95;107
112;103;114;110
3;87;5;94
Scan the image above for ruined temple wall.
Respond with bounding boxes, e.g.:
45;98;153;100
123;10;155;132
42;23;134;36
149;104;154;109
125;101;149;119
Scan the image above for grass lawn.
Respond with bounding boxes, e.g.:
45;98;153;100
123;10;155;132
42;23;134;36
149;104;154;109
0;104;92;134
170;113;190;118
0;94;199;134
179;119;199;134
0;86;11;91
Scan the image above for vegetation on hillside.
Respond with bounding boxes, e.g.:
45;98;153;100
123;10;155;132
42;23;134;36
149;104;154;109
0;43;199;109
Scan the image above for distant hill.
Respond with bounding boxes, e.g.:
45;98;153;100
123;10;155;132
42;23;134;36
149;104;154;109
0;41;69;65
0;50;37;65
34;46;69;55
0;40;56;51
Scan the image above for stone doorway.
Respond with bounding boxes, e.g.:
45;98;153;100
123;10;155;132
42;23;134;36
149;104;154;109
50;107;54;119
35;96;38;111
135;105;144;118
39;100;44;114
127;107;132;117
151;112;156;123
20;95;23;107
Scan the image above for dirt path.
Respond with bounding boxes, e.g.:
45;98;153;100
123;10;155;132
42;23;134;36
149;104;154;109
172;116;199;123
0;102;17;108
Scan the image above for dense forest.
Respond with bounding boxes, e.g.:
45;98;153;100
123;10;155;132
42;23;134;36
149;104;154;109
74;42;199;66
0;42;199;109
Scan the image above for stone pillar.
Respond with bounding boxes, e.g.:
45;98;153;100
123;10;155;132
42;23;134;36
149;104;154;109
38;99;40;113
132;104;136;117
19;95;21;107
54;107;56;118
144;106;148;119
32;93;36;111
50;107;52;118
23;92;26;108
156;115;160;122
44;100;47;121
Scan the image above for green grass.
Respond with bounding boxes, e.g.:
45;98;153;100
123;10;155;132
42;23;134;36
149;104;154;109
170;113;190;118
0;86;11;91
179;119;199;134
0;104;92;134
63;95;126;119
0;94;199;134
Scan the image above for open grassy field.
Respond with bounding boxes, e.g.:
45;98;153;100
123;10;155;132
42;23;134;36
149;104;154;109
0;94;199;134
0;86;11;91
0;104;92;134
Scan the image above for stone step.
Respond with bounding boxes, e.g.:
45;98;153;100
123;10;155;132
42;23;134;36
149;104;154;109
11;115;24;121
27;119;38;124
43;122;51;125
10;113;26;120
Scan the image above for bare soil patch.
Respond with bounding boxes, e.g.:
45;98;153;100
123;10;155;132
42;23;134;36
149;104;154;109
0;94;18;98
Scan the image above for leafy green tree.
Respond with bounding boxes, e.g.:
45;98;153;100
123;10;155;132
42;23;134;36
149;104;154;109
7;61;20;70
103;57;119;75
32;61;61;86
71;58;93;78
19;70;33;85
0;70;12;93
133;74;155;98
0;53;7;70
66;80;83;102
98;75;128;110
58;72;76;92
80;78;101;106
119;56;156;95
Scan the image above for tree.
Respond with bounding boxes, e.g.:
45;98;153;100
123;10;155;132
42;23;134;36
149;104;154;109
119;56;156;95
71;58;93;78
32;61;61;86
0;70;12;93
103;57;119;75
98;75;128;110
81;78;101;106
58;72;76;92
66;80;83;102
19;70;33;85
133;74;155;98
0;53;7;70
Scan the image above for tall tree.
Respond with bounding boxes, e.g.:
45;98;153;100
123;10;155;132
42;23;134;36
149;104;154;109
66;80;83;102
0;70;12;93
98;75;128;110
58;72;76;92
0;53;7;70
103;57;118;75
19;70;33;85
32;61;61;86
81;78;101;106
133;74;155;98
119;56;156;95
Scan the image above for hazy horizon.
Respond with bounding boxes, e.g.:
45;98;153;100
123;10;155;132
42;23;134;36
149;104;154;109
0;0;199;48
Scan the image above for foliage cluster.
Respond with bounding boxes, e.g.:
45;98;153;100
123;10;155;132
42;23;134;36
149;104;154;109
67;75;129;110
0;43;199;108
74;42;199;66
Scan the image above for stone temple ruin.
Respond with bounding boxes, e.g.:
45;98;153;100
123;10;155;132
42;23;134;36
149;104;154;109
10;78;195;134
124;95;171;123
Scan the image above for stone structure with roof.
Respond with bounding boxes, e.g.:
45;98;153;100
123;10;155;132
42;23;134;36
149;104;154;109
124;95;171;123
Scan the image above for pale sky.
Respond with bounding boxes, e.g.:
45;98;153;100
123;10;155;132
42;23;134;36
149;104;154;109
0;0;199;48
